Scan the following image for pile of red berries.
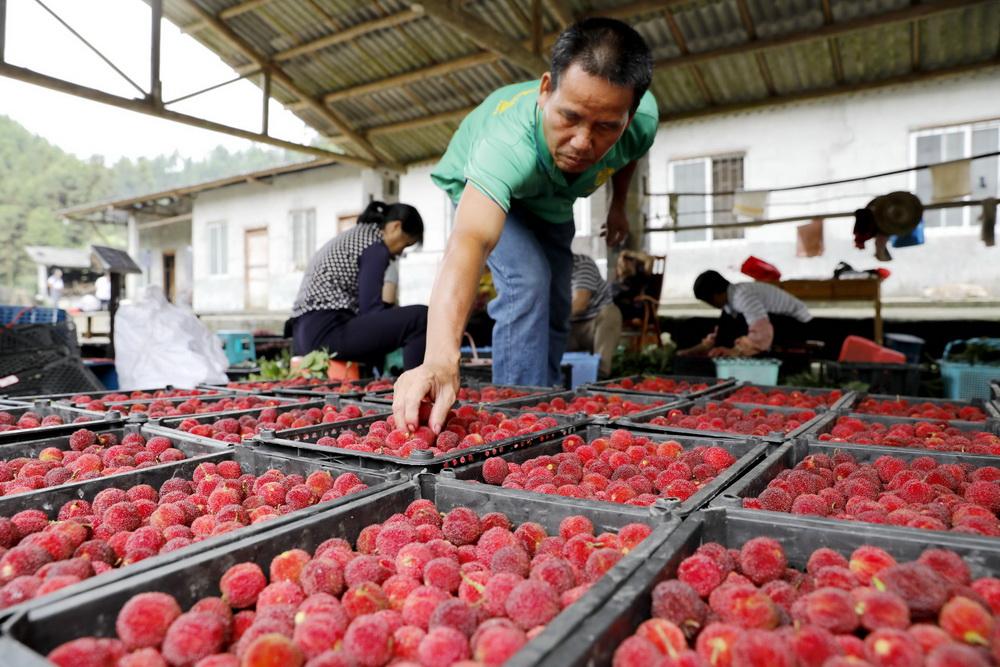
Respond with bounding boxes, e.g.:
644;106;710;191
612;539;1000;667
0;461;369;612
225;378;393;393
605;376;714;394
456;385;536;403
519;394;665;417
69;388;220;409
0;410;92;433
647;403;817;437
741;450;1000;536
817;416;1000;454
175;404;378;443
81;395;291;418
314;407;560;459
725;386;842;409
47;503;653;667
0;430;188;498
480;429;738;506
853;398;988;422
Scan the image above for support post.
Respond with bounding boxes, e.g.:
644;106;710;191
0;0;7;63
261;70;270;135
150;0;162;105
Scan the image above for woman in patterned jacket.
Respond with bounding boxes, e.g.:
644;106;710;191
289;200;427;370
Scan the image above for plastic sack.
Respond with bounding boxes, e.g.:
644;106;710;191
114;286;228;389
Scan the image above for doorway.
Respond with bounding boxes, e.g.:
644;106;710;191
244;228;269;310
162;252;176;303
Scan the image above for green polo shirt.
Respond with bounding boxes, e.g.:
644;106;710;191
430;79;658;224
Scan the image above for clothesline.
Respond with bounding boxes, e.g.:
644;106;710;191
645;151;1000;197
644;198;986;234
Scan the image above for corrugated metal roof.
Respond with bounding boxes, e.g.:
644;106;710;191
156;0;1000;165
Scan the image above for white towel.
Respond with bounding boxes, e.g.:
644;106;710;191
930;159;971;202
732;190;769;219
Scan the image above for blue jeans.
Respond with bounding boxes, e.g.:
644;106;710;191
487;205;575;386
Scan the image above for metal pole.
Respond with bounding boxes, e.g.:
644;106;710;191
0;0;7;63
150;0;162;105
262;70;270;135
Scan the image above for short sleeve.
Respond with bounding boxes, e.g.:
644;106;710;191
464;136;536;213
731;287;769;325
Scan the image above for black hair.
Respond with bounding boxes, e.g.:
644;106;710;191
693;270;730;304
550;17;653;114
358;200;424;244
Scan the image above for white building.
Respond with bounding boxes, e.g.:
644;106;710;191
64;68;1000;326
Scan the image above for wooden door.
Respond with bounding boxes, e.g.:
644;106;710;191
244;228;269;310
162;252;176;303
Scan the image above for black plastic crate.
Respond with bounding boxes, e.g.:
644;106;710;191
842;391;995;423
0;444;399;622
530;506;1000;667
801;410;1000;454
441;423;769;517
491;389;680;421
66;392;305;418
708;381;855;411
0;402;116;446
143;397;387;450
619;398;824;444
821;361;922;395
361;380;563;406
1;474;680;666
272;377;397;400
10;386;225;405
255;407;586;473
587;373;733;399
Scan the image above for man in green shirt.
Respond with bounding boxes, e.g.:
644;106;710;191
394;18;657;432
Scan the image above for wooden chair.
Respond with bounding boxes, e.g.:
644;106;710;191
620;255;667;351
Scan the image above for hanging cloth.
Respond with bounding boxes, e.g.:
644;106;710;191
981;197;997;247
732;191;769;219
796;218;824;257
930;159;972;202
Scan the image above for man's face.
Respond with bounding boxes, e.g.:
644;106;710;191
538;63;635;174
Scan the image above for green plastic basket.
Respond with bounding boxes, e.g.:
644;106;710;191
713;357;781;386
940;339;1000;400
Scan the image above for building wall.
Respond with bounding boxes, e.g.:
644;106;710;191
190;164;362;313
135;219;193;306
645;70;1000;301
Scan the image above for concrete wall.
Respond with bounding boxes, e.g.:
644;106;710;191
135;219;193;307
190;164;362;313
645;69;1000;301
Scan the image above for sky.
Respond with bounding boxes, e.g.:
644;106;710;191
0;0;319;162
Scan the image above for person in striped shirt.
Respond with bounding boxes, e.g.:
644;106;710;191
568;254;622;378
684;270;812;357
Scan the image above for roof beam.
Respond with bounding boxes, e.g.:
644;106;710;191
0;61;374;167
662;8;714;105
586;0;692;21
274;8;421;62
544;0;574;28
366;106;475;137
182;1;389;165
820;0;846;84
662;59;1000;123
734;0;776;95
320;31;560;106
407;0;548;75
655;0;989;72
220;0;273;20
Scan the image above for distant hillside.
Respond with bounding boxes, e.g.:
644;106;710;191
0;115;298;295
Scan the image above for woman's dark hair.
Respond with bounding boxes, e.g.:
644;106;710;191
550;18;653;114
358;200;424;244
693;270;730;304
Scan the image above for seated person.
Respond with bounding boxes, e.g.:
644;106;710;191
382;258;399;306
612;249;656;321
288;200;427;370
682;270;812;357
568;253;622;378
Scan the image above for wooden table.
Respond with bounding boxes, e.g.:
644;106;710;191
765;278;883;344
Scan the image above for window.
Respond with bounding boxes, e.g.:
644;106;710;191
669;155;745;242
290;208;317;270
338;213;358;234
912;121;1000;227
207;221;227;275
